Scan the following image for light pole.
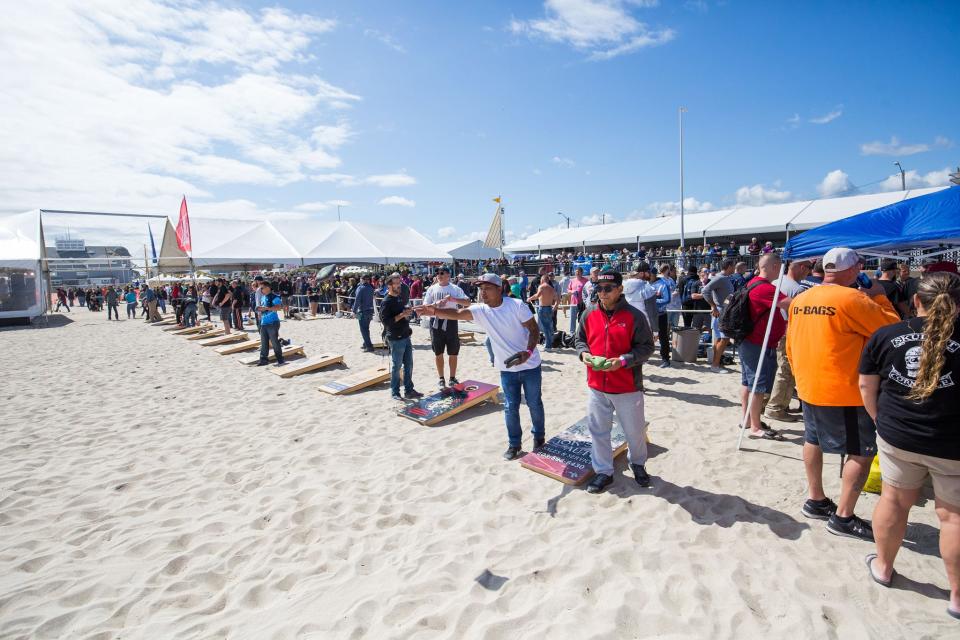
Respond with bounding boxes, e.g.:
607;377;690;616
337;204;342;221
556;211;571;228
679;106;687;251
894;161;906;191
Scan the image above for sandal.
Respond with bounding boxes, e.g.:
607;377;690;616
748;429;784;441
865;553;894;588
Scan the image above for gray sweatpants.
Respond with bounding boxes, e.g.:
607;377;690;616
587;388;648;476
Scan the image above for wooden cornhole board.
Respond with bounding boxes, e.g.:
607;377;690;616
372;341;387;350
196;332;249;347
521;417;645;485
397;380;499;426
270;353;343;378
186;328;225;340
215;340;260;355
319;365;390;395
238;344;304;365
458;331;477;343
171;324;211;335
154;318;178;326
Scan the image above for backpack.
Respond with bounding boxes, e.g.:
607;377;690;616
719;280;766;343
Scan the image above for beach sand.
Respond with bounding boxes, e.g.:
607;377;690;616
0;310;954;639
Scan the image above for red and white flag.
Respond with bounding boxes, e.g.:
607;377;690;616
176;195;192;253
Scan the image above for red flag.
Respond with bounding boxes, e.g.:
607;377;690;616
176;196;192;253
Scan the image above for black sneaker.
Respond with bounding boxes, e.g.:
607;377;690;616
404;390;424;400
802;498;838;520
826;514;875;541
533;436;545;450
448;376;460;386
586;473;614;494
391;393;403;401
658;360;671;369
256;360;269;366
631;463;650;488
502;446;522;461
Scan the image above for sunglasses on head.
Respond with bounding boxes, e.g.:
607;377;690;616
596;284;618;293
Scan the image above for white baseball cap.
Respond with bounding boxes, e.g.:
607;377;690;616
476;273;502;287
822;247;861;273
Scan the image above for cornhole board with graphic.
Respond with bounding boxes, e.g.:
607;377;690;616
397;380;499;426
238;344;304;365
186;328;225;340
196;332;249;347
215;340;260;355
319;365;390;395
270;353;343;378
521;417;630;485
171;324;212;335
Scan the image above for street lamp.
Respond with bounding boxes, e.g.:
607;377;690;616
894;161;906;191
679;106;688;251
556;211;571;228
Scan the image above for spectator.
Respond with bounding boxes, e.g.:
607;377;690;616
899;262;918;317
725;241;739;259
747;237;762;256
701;260;736;373
877;258;908;318
765;259;814;421
786;247;900;541
652;264;674;368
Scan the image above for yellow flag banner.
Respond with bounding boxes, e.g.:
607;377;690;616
492;196;501;203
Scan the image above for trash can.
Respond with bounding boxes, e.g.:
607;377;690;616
672;328;700;363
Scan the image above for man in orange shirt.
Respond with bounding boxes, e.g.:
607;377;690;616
787;248;900;541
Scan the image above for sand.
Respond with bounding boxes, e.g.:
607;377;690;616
0;310;954;639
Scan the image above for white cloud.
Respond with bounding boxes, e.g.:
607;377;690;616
552;156;575;168
378;195;416;207
860;136;951;157
532;168;542;175
785;113;800;128
0;1;359;214
363;28;406;53
311;172;417;187
437;226;456;239
809;106;843;124
293;200;349;212
509;0;675;61
580;213;616;226
879;166;955;191
735;184;792;206
817;169;855;197
630;196;714;219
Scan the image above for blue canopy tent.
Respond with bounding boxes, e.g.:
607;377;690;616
784;186;960;259
737;186;960;450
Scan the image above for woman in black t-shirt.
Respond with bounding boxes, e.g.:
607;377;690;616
858;271;960;619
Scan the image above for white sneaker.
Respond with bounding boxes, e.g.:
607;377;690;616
710;366;731;374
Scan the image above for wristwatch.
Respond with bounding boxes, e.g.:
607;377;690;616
619;355;628;366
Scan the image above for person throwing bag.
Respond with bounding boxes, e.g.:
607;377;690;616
575;268;656;493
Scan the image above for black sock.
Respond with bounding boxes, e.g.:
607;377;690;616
809;498;832;506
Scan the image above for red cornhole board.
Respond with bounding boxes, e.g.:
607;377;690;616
521;417;628;485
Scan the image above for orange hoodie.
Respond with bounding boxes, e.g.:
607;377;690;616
786;285;899;406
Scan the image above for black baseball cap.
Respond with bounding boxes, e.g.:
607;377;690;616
597;267;623;286
880;258;898;271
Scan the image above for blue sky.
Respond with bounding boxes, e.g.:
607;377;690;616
1;0;958;250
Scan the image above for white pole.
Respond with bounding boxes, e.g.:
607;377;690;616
679;106;687;251
736;260;787;451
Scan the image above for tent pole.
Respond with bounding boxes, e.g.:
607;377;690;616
736;260;787;451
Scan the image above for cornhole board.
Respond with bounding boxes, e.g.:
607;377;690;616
238;344;304;365
196;332;249;347
171;324;211;335
186;327;226;340
372;341;387;349
521;417;644;485
215;340;260;355
154;318;178;326
458;331;477;343
319;365;390;395
397;380;499;426
270;353;343;378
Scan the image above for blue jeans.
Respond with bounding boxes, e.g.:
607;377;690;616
260;322;282;362
500;365;545;447
536;307;554;351
158;299;166;313
388;337;414;395
358;310;374;348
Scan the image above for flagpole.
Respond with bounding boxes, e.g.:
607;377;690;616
143;244;150;283
499;195;504;260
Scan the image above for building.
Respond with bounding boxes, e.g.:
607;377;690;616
46;236;136;287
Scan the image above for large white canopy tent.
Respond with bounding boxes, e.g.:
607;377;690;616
436;239;502;260
504;187;948;253
0;210;45;319
159;219;452;270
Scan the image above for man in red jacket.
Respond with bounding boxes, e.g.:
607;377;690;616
575;268;656;493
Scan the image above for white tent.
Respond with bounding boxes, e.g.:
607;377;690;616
160;219;452;268
0;210;45;320
436;239;502;260
505;187;951;252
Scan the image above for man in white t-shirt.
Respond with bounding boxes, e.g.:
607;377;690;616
417;273;545;460
422;266;472;389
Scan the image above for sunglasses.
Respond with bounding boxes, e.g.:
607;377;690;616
596;284;618;293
